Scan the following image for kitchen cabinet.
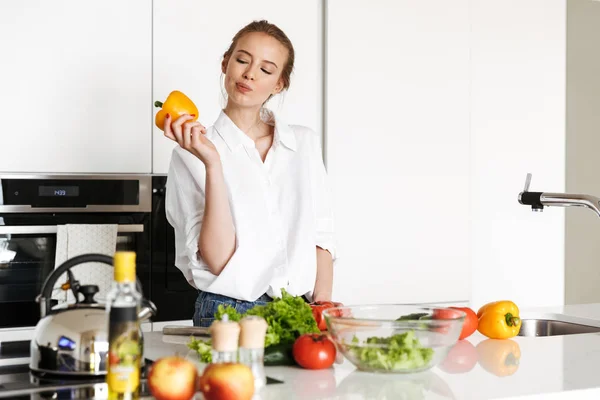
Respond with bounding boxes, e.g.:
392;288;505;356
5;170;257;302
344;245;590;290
0;1;151;173
469;0;566;308
326;0;471;305
152;0;323;173
327;0;573;308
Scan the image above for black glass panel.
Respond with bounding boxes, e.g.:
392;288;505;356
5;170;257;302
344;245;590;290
150;176;196;322
0;213;150;329
1;179;139;207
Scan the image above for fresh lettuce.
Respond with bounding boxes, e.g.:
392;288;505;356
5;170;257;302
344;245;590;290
188;289;320;363
347;331;434;371
187;337;212;363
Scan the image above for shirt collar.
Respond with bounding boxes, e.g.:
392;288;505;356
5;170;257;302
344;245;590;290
214;109;297;152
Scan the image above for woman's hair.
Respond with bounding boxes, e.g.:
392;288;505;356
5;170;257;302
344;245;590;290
222;20;295;92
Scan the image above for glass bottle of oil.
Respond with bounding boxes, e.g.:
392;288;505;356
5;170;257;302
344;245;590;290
106;251;142;400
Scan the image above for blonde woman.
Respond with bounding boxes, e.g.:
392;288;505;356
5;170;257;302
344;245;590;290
165;20;338;327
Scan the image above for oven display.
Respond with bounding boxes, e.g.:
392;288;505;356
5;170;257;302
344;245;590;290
38;185;80;197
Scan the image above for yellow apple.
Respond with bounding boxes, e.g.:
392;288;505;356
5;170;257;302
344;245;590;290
198;363;254;400
147;356;199;400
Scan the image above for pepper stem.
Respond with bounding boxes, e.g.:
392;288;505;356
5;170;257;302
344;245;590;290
505;313;521;327
154;101;163;108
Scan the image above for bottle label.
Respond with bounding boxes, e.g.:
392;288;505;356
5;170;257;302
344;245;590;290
107;306;141;394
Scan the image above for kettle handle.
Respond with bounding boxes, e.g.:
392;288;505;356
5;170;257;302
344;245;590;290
39;253;113;317
38;253;145;318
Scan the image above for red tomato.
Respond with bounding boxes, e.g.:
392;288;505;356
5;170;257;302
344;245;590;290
439;340;478;374
433;307;478;339
432;308;463;334
292;334;337;370
311;302;339;331
451;307;478;340
432;308;464;319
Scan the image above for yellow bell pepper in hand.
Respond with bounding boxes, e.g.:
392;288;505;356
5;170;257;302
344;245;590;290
154;90;199;131
477;300;521;339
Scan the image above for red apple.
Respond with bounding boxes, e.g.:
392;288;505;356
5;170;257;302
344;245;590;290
147;356;199;400
198;363;254;400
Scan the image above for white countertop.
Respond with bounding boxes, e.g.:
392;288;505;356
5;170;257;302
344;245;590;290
144;303;600;400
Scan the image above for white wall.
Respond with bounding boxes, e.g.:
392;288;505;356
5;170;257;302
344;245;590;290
469;0;566;308
565;0;600;305
326;0;471;305
152;0;323;173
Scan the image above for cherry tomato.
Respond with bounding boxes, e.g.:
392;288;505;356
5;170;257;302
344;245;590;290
292;334;337;370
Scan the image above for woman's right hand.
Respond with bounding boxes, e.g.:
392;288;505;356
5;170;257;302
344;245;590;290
164;113;221;167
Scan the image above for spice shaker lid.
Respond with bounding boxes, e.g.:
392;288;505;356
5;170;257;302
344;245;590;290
209;314;241;352
239;316;268;349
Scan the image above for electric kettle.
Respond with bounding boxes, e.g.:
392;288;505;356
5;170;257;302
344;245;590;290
30;253;157;376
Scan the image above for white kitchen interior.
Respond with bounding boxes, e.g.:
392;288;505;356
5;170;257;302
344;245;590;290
2;0;598;308
1;0;600;399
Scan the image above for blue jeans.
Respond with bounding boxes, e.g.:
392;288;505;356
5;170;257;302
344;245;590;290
193;290;272;327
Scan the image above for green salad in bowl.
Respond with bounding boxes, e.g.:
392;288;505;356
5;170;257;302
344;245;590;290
323;305;465;374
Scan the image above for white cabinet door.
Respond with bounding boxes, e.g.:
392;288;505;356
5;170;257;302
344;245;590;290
470;0;566;309
152;0;323;173
326;0;470;305
0;1;151;173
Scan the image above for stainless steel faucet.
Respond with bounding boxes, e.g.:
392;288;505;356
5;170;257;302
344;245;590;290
518;173;600;218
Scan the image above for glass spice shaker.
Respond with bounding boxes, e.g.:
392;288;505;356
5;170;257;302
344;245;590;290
209;314;241;363
239;316;268;391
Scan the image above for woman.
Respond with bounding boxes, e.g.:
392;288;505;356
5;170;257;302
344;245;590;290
164;20;338;327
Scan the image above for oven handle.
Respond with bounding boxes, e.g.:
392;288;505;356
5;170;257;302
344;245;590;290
0;224;144;235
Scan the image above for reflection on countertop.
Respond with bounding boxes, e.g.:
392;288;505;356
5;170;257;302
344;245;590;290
145;303;600;400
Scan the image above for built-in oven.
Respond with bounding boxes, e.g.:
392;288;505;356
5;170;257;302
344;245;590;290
0;174;152;340
0;174;198;342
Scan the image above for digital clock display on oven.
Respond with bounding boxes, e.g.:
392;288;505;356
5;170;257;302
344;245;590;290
38;186;80;197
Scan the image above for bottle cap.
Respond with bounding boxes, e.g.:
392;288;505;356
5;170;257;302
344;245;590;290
239;316;268;349
113;252;136;283
209;315;241;352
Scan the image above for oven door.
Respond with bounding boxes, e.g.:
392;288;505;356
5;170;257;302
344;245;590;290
0;213;150;330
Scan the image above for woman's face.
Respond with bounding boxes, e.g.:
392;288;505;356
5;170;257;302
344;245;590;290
223;32;288;109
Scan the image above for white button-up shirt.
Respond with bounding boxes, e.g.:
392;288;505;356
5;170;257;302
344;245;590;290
165;109;337;301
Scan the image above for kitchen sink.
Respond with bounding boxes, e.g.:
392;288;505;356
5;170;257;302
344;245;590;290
518;319;600;337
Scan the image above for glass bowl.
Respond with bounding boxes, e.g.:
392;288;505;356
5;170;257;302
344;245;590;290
322;305;466;374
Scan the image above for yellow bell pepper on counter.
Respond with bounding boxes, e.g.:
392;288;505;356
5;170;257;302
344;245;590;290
477;300;521;339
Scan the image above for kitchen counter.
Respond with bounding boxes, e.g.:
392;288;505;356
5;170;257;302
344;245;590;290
144;304;600;400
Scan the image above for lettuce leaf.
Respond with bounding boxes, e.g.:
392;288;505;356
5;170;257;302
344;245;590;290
347;331;434;371
187;337;212;363
189;289;320;363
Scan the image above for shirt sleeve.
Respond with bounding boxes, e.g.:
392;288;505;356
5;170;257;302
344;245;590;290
165;148;210;280
309;131;338;262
